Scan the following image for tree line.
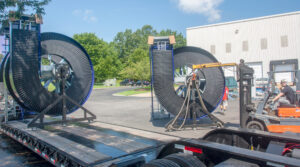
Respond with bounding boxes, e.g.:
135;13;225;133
1;1;186;83
73;25;186;82
0;0;51;32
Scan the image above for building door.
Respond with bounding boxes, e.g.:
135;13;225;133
274;64;294;83
270;59;298;84
246;62;263;79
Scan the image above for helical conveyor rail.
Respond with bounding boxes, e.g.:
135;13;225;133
152;46;225;118
0;29;94;116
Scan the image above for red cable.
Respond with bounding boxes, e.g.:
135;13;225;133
282;143;300;155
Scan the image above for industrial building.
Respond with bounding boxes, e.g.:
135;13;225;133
186;11;300;83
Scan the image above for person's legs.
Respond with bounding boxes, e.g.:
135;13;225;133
272;97;290;110
220;101;224;112
223;100;228;112
278;98;291;105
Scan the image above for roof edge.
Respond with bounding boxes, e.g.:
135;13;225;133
187;11;300;30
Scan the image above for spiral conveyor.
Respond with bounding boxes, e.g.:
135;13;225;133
152;46;225;119
0;29;94;117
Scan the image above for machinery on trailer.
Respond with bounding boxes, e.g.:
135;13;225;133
182;57;300;134
0;15;26;122
0;15;175;167
148;36;174;120
0;14;96;126
142;37;300;167
148;36;226;130
2;15;300;166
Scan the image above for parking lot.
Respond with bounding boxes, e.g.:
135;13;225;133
71;87;241;139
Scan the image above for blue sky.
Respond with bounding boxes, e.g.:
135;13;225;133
41;0;300;42
2;0;300;46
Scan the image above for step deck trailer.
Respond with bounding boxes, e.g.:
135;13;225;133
0;120;179;167
2;120;300;167
157;128;300;167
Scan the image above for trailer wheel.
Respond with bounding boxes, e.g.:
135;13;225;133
246;120;265;131
165;153;206;167
143;159;180;167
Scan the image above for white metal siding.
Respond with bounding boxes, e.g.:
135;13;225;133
187;12;300;78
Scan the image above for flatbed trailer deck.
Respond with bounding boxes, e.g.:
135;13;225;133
0;120;180;167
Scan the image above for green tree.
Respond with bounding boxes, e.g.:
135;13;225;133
159;29;186;48
76;25;186;82
127;48;147;64
113;29;135;60
134;56;150;81
0;0;51;33
134;25;157;50
119;47;150;81
113;25;157;61
96;54;121;81
115;25;186;81
73;33;120;82
113;25;186;62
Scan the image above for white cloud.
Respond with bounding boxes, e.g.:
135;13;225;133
72;9;98;23
175;0;223;22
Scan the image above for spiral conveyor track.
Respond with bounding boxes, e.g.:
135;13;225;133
1;29;94;116
152;46;225;118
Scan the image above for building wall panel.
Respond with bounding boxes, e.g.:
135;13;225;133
187;12;300;78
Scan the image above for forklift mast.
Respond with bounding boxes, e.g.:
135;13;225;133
238;63;255;128
296;70;300;104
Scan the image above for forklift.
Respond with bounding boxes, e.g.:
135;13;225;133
144;59;300;166
242;65;300;133
174;59;300;133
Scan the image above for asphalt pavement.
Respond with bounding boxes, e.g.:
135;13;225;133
0;87;241;166
71;87;241;139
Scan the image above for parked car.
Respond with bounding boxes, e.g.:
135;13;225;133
120;79;130;86
135;80;142;86
143;80;150;86
128;81;135;86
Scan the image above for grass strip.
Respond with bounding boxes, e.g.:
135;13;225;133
116;88;150;96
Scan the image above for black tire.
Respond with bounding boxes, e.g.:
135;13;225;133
246;120;265;131
165;153;206;167
143;159;181;167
